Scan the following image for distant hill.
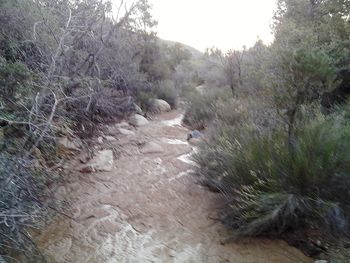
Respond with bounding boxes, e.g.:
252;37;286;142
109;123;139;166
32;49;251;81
157;38;204;60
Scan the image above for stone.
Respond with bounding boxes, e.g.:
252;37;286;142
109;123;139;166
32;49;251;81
57;137;81;151
97;136;104;144
118;128;135;136
315;260;327;263
187;130;202;141
141;142;164;154
104;136;117;141
83;150;114;172
129;114;149;127
149;99;171;113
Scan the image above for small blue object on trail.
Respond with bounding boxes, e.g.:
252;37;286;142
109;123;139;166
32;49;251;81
187;130;202;141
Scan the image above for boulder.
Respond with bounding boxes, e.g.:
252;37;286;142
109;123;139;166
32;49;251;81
118;128;135;136
82;150;114;172
129;114;149;127
141;142;164;154
104;136;117;142
187;130;202;141
149;99;171;113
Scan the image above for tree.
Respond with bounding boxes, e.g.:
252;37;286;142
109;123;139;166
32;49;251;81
272;48;337;138
205;47;245;96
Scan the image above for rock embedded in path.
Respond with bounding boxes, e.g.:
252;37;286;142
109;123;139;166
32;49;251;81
149;99;171;113
187;130;203;145
82;149;114;172
129;114;149;127
187;130;202;141
140;142;164;154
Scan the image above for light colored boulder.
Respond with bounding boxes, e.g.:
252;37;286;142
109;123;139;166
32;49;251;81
118;128;135;136
104;136;117;142
141;142;164;154
129;114;149;127
83;150;114;172
150;99;171;113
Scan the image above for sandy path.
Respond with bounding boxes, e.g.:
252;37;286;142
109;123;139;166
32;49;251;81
36;110;312;263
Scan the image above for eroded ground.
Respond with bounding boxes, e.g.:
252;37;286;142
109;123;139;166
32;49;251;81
36;111;312;263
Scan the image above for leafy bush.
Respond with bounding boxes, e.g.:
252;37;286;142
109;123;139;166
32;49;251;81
182;91;216;130
154;80;178;109
183;88;247;130
195;111;350;238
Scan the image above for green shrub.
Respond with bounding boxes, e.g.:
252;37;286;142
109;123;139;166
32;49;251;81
195;111;350;238
183;91;215;130
183;87;233;130
154;80;178;109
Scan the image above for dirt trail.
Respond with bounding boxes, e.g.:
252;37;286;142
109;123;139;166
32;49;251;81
36;110;312;263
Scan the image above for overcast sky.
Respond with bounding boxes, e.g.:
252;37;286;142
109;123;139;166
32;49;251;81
149;0;277;52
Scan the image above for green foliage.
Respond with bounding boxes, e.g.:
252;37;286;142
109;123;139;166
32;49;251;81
196;109;350;238
182;88;230;130
0;57;32;110
154;80;178;109
272;48;337;135
183;86;249;131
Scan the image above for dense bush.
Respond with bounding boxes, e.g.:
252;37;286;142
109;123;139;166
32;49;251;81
182;87;232;130
195;110;350;239
153;80;178;109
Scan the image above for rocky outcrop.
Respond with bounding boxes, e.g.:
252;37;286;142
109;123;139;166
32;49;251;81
129;114;149;127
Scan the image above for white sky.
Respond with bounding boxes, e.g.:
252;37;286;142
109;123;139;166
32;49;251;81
150;0;277;51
